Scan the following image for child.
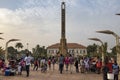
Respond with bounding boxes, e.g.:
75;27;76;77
41;62;47;72
18;62;22;75
52;56;56;70
48;59;51;70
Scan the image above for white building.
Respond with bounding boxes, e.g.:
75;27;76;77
47;43;87;57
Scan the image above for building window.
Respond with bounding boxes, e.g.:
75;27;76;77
72;50;74;53
80;50;82;53
55;50;58;53
52;50;54;53
76;50;78;53
83;50;85;53
68;50;72;53
49;50;50;53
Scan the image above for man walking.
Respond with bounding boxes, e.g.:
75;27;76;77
24;53;31;77
59;54;64;74
69;54;74;74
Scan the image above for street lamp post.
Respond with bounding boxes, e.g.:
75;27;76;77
96;30;120;65
5;39;20;66
88;38;105;66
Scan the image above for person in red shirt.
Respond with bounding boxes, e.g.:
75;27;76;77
48;58;51;70
65;56;69;71
96;60;102;74
107;60;113;73
33;59;39;71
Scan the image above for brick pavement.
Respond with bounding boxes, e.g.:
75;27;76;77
0;64;106;80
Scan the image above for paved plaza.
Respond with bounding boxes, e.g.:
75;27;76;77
1;64;120;80
0;64;104;80
0;70;103;80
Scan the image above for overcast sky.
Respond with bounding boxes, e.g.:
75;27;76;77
0;0;120;51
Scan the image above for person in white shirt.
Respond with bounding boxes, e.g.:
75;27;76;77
24;53;31;77
18;62;22;75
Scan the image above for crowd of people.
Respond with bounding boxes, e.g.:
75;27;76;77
0;53;120;80
58;54;120;80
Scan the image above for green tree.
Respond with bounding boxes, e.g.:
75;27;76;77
110;46;117;59
35;44;42;58
32;45;47;59
103;42;108;56
102;42;109;63
7;46;17;59
112;46;117;54
15;42;24;58
87;43;99;57
20;49;31;58
32;48;36;54
15;42;23;51
0;47;5;59
41;46;47;57
32;48;37;58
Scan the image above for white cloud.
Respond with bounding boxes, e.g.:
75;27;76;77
0;8;23;26
0;0;61;50
0;0;120;50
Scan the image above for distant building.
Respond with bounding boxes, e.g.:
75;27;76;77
47;43;87;57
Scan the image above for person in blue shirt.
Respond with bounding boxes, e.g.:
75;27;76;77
112;61;119;80
59;54;64;74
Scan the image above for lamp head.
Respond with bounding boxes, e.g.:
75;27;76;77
0;37;4;40
8;39;20;43
116;13;120;15
96;30;114;34
88;38;103;44
88;38;101;42
0;33;3;34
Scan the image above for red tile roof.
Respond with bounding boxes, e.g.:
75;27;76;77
47;43;86;49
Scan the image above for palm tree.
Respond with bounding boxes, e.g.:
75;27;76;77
15;42;24;58
32;48;37;58
15;42;23;51
35;44;41;57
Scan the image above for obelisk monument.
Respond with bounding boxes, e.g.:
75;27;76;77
59;1;67;56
